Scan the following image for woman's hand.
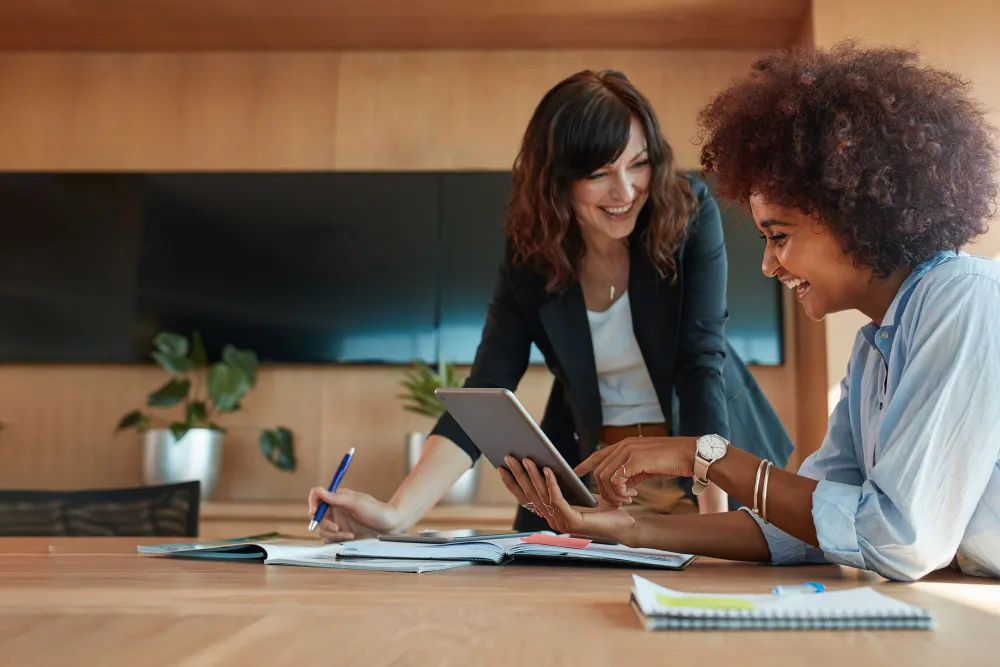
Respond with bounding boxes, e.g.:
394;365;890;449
497;457;638;544
307;487;405;543
575;436;698;505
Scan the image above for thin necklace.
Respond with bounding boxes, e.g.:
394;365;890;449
587;249;625;303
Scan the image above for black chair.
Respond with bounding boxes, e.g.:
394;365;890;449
0;481;200;537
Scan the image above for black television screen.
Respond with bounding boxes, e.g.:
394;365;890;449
137;173;439;363
0;171;782;366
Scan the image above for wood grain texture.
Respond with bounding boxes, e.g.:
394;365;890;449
0;50;763;172
0;0;810;50
0;540;997;667
333;50;764;170
0;52;341;170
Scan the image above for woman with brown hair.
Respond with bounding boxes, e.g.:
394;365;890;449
308;69;792;539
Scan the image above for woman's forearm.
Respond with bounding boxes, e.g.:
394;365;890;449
388;435;478;529
707;445;820;547
621;508;772;562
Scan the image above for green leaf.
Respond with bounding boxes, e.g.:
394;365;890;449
259;429;275;460
207;422;227;434
169;421;190;443
189;331;209;368
187;401;207;425
207;363;251;413
153;331;189;358
117;410;146;430
260;427;296;471
147;378;191;407
222;345;259;386
151;350;192;374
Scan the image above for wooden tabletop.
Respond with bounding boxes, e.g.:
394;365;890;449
0;538;998;667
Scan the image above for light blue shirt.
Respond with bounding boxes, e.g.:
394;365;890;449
743;250;1000;581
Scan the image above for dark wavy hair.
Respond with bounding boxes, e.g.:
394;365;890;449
697;41;998;278
506;70;694;292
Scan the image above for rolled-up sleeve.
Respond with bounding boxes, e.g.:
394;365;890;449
811;274;1000;581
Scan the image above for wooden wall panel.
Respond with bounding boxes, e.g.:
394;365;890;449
334;50;763;170
0;49;805;508
0;53;342;170
0;50;762;172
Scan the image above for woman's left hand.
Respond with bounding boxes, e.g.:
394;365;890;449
498;457;637;543
575;436;698;505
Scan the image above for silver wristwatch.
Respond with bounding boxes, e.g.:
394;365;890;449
692;434;730;495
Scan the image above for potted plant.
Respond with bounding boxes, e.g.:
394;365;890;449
397;359;478;505
117;331;295;499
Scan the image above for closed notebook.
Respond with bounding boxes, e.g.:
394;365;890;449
138;534;472;573
339;533;695;570
630;575;934;631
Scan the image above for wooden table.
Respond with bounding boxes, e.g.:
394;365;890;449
1;538;998;667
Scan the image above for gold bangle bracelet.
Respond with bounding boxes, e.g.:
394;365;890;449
762;460;774;524
752;459;768;516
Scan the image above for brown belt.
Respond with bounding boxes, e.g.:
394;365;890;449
599;422;669;446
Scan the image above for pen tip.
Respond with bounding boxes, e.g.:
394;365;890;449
308;520;318;532
348;447;356;455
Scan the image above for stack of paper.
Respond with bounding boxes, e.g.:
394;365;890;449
339;533;695;570
629;575;934;631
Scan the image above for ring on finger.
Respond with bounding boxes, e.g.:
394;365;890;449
612;464;628;480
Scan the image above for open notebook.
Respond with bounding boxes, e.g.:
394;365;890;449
630;575;934;631
339;533;695;569
137;534;472;573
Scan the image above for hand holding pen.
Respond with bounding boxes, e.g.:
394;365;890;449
309;447;356;532
307;448;406;542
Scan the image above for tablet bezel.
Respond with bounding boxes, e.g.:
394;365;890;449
434;387;598;508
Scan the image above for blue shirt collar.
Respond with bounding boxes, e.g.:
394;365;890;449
861;250;964;355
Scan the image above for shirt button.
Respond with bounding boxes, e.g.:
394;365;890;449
880;331;889;339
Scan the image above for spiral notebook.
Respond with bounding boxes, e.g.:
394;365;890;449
630;575;934;631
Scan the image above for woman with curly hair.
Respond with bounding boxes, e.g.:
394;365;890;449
503;43;1000;581
308;70;793;538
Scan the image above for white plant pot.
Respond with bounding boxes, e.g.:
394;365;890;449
406;432;478;505
141;427;223;500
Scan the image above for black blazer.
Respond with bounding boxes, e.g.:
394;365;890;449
431;176;793;530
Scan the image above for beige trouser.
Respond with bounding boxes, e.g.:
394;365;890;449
589;423;697;516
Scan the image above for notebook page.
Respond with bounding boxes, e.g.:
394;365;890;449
632;575;774;615
339;537;508;563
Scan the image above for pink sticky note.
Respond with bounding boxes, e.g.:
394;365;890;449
520;533;592;549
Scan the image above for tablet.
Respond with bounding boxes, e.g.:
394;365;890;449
434;387;598;508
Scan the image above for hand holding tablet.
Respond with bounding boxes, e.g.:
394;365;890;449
434;388;599;508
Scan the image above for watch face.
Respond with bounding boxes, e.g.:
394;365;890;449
698;434;728;460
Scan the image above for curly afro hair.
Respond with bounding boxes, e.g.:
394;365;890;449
698;41;999;277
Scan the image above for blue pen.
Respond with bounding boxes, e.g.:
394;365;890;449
773;582;825;596
308;447;355;532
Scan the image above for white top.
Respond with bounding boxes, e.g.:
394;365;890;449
586;291;665;426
